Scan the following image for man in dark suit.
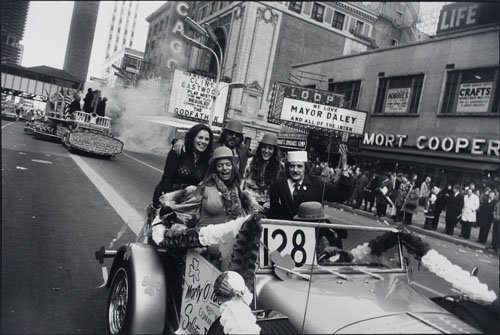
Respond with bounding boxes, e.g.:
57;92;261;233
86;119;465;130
445;184;464;236
268;145;351;220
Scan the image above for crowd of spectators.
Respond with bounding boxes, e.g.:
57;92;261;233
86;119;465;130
307;157;500;252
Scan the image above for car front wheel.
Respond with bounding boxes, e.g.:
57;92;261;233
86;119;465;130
107;268;131;334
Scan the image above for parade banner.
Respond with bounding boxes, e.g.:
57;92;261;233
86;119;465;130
277;133;308;149
384;87;411;113
168;70;229;127
268;82;367;136
456;82;492;113
176;251;222;335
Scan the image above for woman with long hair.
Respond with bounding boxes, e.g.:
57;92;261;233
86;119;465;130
152;123;213;208
242;133;283;212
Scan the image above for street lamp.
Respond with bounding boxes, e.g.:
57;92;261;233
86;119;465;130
180;17;226;127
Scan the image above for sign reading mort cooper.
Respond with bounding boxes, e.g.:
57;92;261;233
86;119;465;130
268;82;367;135
168;69;229;127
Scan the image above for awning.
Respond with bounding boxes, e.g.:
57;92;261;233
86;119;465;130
357;150;500;172
138;115;222;131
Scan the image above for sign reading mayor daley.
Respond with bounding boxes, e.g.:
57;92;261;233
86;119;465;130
168;69;229;127
268;82;367;136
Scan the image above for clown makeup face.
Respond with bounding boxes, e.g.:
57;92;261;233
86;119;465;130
193;130;210;153
216;158;233;181
261;144;275;161
288;162;305;182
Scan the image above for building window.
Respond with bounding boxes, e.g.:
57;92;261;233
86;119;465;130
332;11;345;30
355;20;364;35
441;67;499;114
374;74;424;114
288;1;302;14
329;80;361;109
391;39;398;46
311;3;325;22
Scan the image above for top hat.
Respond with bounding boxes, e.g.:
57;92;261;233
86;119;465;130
223;120;244;134
260;133;278;146
209;146;239;166
287;151;308;163
293;202;332;221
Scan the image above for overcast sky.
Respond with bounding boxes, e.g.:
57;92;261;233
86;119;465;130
21;1;164;79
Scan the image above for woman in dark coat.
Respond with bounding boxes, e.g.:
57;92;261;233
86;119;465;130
152;123;213;208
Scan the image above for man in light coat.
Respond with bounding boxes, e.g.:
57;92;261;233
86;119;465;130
460;187;480;239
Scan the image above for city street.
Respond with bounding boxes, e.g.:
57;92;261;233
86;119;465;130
2;119;498;334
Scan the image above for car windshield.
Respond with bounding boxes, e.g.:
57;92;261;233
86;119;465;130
258;221;403;273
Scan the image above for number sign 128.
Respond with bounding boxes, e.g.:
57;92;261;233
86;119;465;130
259;224;317;268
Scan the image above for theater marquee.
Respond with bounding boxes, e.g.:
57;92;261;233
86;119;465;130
268;82;367;136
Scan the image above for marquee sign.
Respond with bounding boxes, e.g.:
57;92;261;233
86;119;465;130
268;82;367;136
168;69;229;127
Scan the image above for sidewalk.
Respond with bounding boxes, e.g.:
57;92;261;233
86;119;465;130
325;202;498;256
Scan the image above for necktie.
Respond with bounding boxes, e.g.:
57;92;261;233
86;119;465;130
293;182;300;201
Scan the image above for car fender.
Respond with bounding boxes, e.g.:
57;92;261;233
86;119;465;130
108;243;167;334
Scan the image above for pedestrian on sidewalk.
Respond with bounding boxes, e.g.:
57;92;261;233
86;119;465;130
394;174;411;222
375;173;392;219
445;184;463;236
488;199;500;252
402;183;420;225
419;176;431;206
459;187;480;239
352;170;369;209
477;191;498;244
433;184;451;230
423;186;439;230
363;172;378;213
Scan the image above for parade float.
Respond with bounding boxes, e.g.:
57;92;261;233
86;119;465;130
29;111;123;158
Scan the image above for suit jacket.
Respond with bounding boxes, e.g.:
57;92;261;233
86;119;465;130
268;174;351;220
446;192;464;222
214;142;249;177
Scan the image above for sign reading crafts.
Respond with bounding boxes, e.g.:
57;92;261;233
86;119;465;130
168;69;229;127
268;82;367;136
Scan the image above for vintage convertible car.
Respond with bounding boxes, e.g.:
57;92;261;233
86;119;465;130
28;111;123;158
95;211;497;334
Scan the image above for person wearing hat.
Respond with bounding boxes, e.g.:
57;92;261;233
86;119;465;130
172;119;250;177
268;144;351;220
168;146;259;227
242;132;284;213
293;202;350;263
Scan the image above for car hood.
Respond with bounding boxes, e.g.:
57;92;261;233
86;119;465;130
255;273;480;334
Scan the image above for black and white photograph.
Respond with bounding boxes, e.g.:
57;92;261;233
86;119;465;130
1;1;499;334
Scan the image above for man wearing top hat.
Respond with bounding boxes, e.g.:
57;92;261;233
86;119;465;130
269;144;351;220
173;119;249;177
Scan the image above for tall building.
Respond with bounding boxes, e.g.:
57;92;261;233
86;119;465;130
1;1;29;65
63;1;99;83
102;47;144;87
104;1;140;60
416;2;449;35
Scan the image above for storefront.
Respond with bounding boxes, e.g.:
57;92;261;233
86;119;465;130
292;3;499;190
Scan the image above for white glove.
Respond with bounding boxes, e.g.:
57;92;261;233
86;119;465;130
152;224;167;245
